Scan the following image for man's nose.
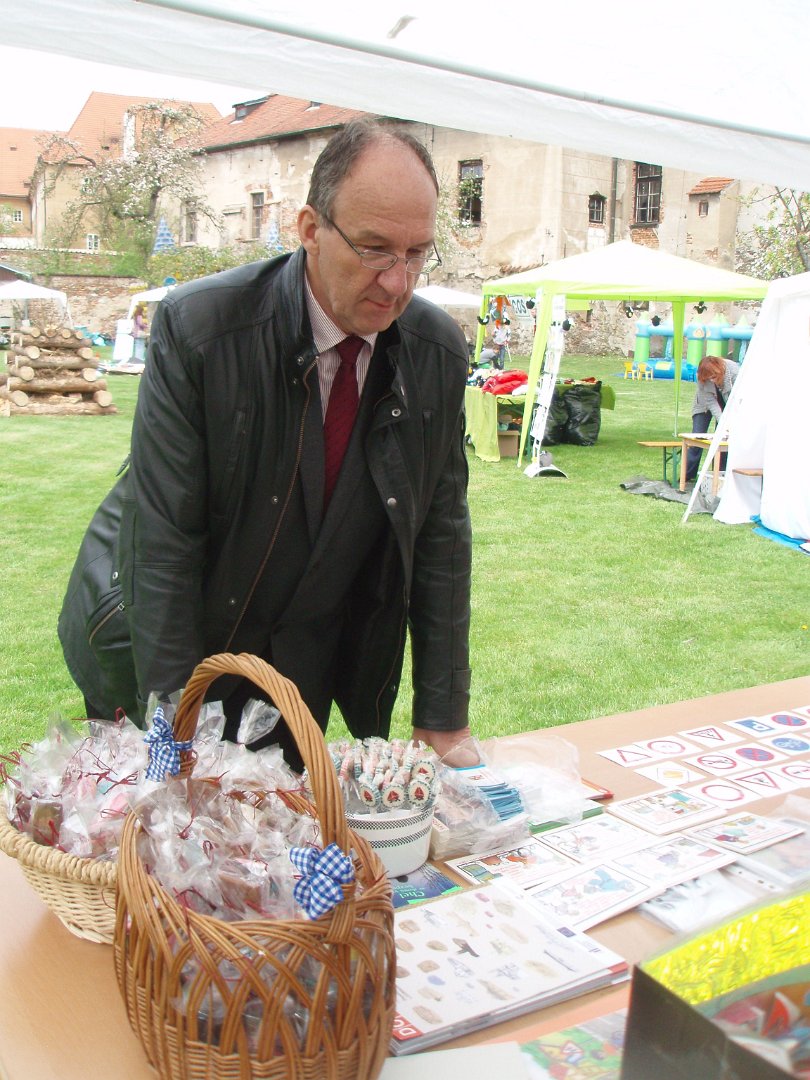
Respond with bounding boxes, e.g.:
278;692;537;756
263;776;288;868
376;259;411;295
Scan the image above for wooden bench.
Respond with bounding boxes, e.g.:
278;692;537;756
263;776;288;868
638;440;682;486
733;468;763;476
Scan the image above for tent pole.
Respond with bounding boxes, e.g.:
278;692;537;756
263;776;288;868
518;289;554;464
671;301;686;436
473;299;488;364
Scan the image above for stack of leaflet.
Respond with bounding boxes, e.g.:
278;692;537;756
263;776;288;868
449;764;525;820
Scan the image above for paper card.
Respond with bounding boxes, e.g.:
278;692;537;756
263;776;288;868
789;704;810;719
446;837;575;890
730;768;804;795
535;815;654;864
730;742;788;765
380;1042;526;1079
380;1042;527;1079
639;870;765;933
629;736;700;760
774;760;810;789
686;744;788;774
759;711;810;730
605;788;724;834
523;863;654;930
725;715;779;736
597;744;656;767
519;1009;626;1079
677;725;743;747
735;820;810;887
683;752;754;776
634;760;706;788
763;732;810;755
687;812;804;854
682;779;761;807
609;835;736;889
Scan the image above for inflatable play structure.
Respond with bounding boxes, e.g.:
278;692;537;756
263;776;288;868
633;313;754;374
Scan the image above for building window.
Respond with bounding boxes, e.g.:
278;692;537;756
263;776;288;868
698;200;709;217
86;233;100;251
458;160;483;225
634;163;662;224
11;209;23;223
251;192;265;240
588;193;606;224
182;205;198;244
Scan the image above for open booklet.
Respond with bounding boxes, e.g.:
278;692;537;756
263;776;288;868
390;882;629;1055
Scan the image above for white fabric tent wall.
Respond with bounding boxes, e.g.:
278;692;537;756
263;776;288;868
712;273;810;540
4;0;810;190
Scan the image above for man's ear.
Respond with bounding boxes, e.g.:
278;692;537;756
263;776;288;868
298;206;320;254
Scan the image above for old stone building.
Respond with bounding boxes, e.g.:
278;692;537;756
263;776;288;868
0;91;774;342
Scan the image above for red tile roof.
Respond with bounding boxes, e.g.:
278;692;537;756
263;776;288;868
193;94;372;151
65;91;222;157
0;128;56;196
688;177;735;195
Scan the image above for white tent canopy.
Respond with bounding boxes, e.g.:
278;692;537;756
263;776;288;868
4;0;810;190
0;279;68;308
712;273;810;541
414;285;481;309
127;286;173;318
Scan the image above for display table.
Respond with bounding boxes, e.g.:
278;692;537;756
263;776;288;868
1;676;809;1076
678;432;729;494
465;384;615;462
464;389;527;462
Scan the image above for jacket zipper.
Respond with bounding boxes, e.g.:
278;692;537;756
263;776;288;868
223;360;315;651
88;601;125;646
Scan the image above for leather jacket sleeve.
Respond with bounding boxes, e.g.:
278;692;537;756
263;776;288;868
408;367;472;732
124;296;210;706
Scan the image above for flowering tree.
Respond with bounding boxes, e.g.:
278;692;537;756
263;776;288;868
736;188;810;278
39;101;219;268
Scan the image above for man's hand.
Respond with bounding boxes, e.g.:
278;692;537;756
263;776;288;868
411;726;480;767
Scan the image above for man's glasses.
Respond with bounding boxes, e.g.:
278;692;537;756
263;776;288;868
323;215;442;276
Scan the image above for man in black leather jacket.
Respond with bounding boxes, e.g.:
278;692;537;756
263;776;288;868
59;118;474;764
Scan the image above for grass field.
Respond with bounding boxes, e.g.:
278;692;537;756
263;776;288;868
1;352;807;755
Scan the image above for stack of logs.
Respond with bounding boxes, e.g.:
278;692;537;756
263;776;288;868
0;326;117;417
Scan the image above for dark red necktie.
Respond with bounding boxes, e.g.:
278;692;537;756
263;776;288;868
323;334;364;508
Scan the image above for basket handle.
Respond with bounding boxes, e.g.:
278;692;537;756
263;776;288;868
171;653;351;855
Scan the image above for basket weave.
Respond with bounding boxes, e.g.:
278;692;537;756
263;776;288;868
0;782;118;944
114;653;396;1080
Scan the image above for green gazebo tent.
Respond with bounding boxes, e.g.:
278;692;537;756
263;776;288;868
477;241;769;462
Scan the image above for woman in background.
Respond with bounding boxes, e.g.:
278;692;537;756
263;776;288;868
132;303;148;362
684;354;740;482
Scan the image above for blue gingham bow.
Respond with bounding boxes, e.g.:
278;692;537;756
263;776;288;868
144;705;193;781
290;842;355;919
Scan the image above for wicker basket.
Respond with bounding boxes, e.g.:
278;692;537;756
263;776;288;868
0;799;118;943
114;653;396;1080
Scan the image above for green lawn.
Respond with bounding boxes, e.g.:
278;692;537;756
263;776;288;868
1;354;807;755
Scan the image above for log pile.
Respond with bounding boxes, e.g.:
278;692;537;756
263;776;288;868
0;326;118;417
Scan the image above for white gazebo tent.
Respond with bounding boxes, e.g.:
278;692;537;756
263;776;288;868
0;279;70;327
413;285;482;310
113;285;175;364
686;272;810;541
